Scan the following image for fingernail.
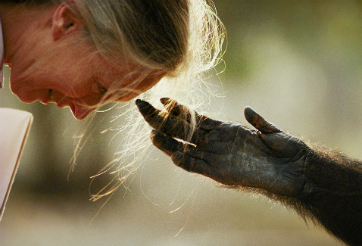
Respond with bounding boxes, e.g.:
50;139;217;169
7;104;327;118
160;97;171;105
135;99;148;108
244;106;256;117
172;151;184;166
150;129;158;137
135;99;143;105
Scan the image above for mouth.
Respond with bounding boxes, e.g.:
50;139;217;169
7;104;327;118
49;89;56;103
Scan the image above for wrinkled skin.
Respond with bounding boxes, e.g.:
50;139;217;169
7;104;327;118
136;98;309;197
137;98;362;246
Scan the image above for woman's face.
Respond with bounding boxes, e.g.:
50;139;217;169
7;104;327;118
4;3;164;120
9;36;161;120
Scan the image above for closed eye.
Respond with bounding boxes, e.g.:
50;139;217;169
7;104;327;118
98;84;108;94
92;81;108;95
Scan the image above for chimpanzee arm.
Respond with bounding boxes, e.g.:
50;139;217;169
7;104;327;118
136;98;362;246
295;149;362;246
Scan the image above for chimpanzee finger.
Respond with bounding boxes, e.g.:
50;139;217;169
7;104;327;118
150;130;182;157
171;151;213;175
160;97;189;119
260;131;307;159
136;99;166;126
150;129;224;162
171;151;246;186
244;107;281;134
150;129;223;171
160;97;223;131
136;99;193;140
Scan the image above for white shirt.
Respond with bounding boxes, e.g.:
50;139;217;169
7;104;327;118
0;17;3;88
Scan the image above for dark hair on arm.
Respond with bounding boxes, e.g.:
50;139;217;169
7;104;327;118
2;0;52;4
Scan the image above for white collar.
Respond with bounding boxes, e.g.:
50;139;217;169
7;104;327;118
0;17;3;89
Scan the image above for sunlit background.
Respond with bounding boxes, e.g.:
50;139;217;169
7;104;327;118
2;1;362;245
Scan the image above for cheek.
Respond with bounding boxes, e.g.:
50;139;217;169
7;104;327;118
139;75;164;92
50;61;97;97
9;56;56;93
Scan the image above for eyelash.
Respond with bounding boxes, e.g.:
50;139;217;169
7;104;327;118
92;79;108;95
98;84;108;94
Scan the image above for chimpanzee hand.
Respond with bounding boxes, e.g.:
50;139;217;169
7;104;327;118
136;98;308;197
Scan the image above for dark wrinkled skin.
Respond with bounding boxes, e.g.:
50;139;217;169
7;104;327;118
136;98;308;197
137;98;362;246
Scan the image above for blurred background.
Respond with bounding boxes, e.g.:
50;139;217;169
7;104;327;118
2;0;361;245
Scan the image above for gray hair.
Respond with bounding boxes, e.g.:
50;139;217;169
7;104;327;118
76;0;189;72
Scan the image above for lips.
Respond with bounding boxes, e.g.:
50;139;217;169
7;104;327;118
37;90;55;105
